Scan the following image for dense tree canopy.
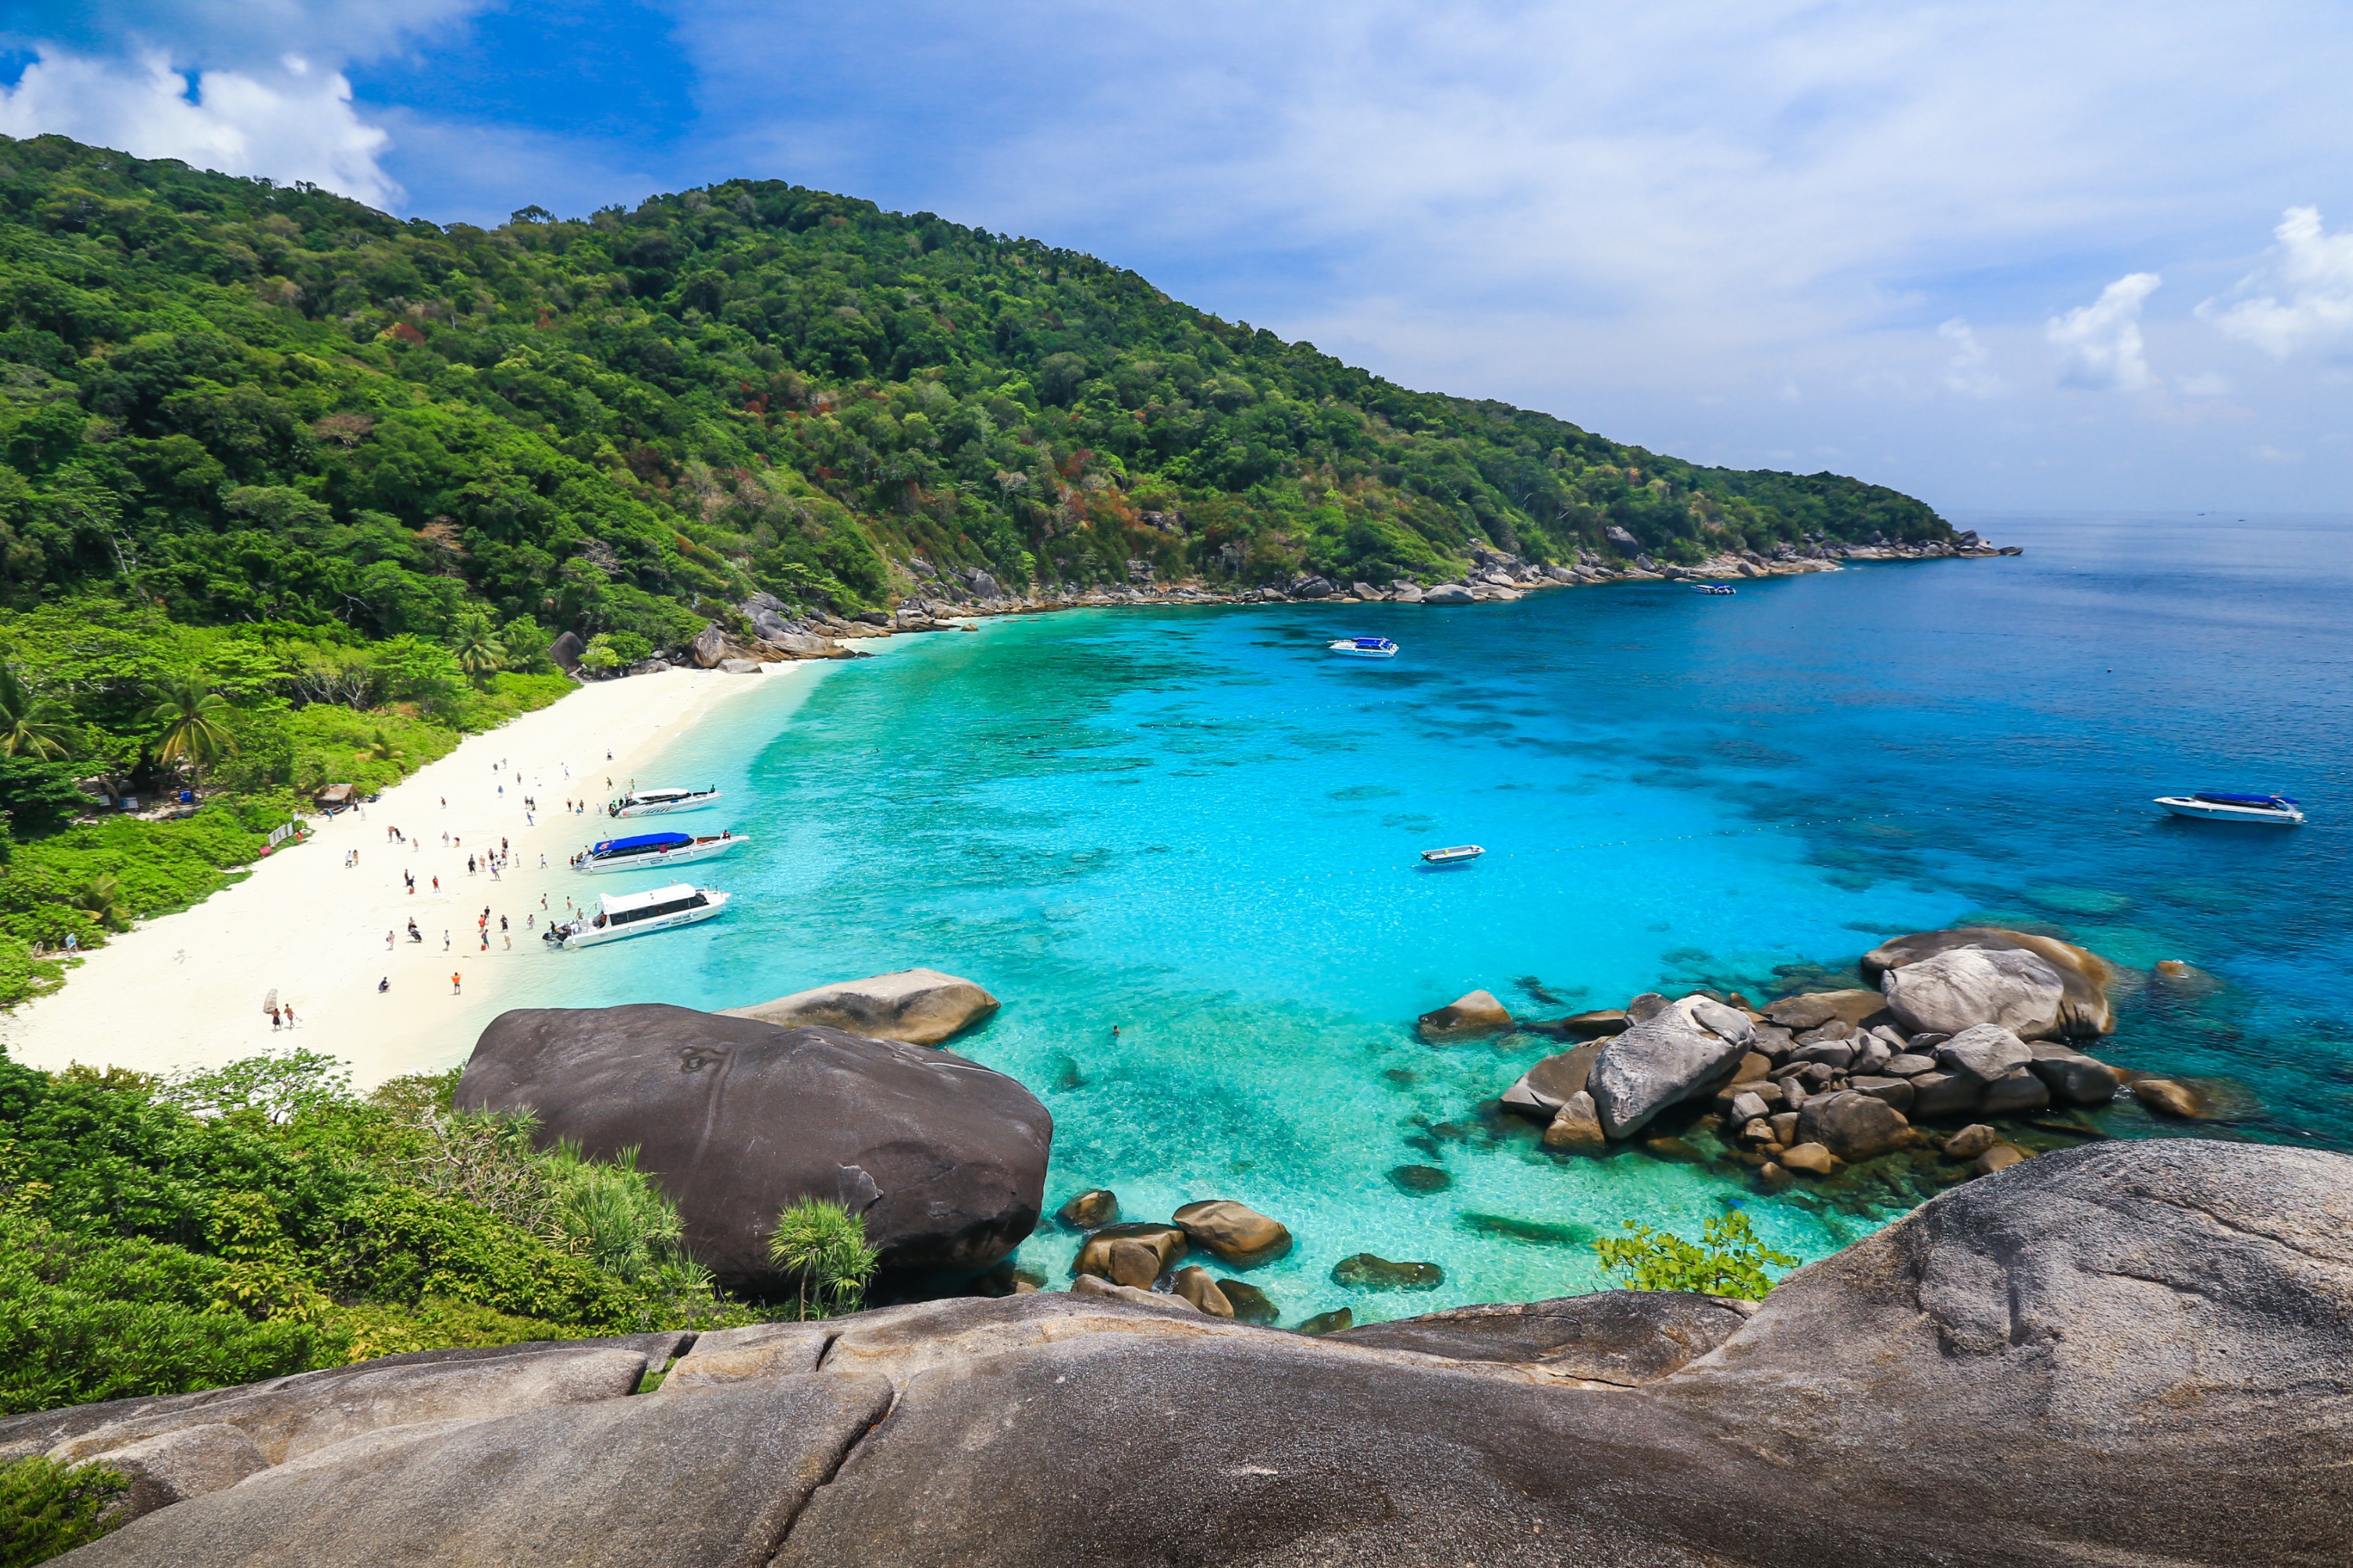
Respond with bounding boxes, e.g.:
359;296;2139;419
0;133;1946;647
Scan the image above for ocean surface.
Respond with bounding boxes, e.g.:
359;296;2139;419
486;513;2353;1322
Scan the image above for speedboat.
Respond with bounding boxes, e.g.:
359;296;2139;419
1329;637;1398;659
1420;844;1485;865
572;829;745;874
2155;792;2305;825
543;882;729;948
1693;583;1737;595
608;786;722;818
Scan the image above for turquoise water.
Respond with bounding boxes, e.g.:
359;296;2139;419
491;514;2353;1322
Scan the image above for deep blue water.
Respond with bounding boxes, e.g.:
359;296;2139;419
492;513;2353;1322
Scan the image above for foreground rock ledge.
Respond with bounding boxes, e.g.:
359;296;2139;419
42;1139;2351;1566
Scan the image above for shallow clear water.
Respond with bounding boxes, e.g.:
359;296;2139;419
491;513;2353;1324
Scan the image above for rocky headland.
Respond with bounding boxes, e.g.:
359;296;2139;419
573;529;2020;675
23;1136;2350;1566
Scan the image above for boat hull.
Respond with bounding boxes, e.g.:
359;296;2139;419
557;893;730;948
573;837;744;874
2156;797;2304;825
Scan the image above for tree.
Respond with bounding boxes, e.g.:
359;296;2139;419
1592;1211;1797;1301
356;727;403;764
766;1198;879;1320
447;611;506;687
146;677;238;774
68;875;129;931
0;664;71;760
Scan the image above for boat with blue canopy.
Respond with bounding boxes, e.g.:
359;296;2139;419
572;828;746;872
2154;791;2305;825
1329;637;1399;659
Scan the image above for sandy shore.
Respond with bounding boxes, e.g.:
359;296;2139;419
2;665;813;1088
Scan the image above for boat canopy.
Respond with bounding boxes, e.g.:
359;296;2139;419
591;831;693;856
1352;637;1392;648
2192;792;2298;807
599;882;701;918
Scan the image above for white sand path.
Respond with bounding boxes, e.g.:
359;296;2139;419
1;665;810;1087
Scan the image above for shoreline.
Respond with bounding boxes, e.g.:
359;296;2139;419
0;664;814;1087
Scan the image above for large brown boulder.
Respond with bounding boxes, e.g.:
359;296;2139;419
1864;926;2117;1037
1416;989;1513;1039
455;1006;1050;1286
721;968;1000;1046
1796;1090;1913;1161
1171;1200;1292;1267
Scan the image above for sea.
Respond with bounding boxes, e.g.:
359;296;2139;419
480;513;2353;1322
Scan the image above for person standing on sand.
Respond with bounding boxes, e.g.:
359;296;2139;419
452;973;462;995
385;930;394;949
284;1005;296;1028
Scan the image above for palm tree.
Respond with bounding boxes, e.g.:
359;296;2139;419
147;677;238;774
357;726;404;764
448;610;505;686
767;1198;880;1320
70;875;129;931
0;664;71;759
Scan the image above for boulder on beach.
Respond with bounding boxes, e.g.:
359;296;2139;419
547;629;585;673
454;1006;1050;1287
722;968;1000;1046
1865;926;2116;1036
45;1142;2353;1568
1587;995;1755;1139
1882;947;2068;1039
1416;988;1513;1039
689;622;727;668
1172;1200;1292;1268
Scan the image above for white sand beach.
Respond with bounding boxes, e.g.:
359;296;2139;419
1;665;813;1088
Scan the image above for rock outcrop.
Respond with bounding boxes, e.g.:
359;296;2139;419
455;1006;1049;1286
1586;995;1753;1138
1415;988;1512;1039
720;967;1001;1045
1499;1040;1604;1119
1866;926;2117;1037
58;1141;2351;1567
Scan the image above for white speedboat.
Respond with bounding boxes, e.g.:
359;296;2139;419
608;786;722;818
1420;844;1485;865
544;883;729;948
1329;637;1398;659
2155;792;2305;825
572;829;745;874
1693;583;1737;595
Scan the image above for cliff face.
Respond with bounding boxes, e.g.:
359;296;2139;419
34;1137;2352;1566
0;132;1944;651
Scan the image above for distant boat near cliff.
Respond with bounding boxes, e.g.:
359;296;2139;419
2155;792;2305;825
608;786;724;817
1329;637;1398;658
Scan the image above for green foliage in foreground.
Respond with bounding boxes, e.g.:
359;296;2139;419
0;1456;127;1566
766;1197;880;1320
0;1050;762;1417
1592;1212;1798;1301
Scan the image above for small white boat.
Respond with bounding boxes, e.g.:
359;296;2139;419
1693;583;1737;596
1329;637;1398;659
609;786;723;818
2155;792;2305;825
572;829;745;874
544;882;730;948
1420;844;1486;865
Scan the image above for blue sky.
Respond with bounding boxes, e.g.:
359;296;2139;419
2;1;2349;513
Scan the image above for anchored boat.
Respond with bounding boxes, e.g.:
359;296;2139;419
1420;844;1485;865
1329;637;1399;659
1693;583;1738;595
608;786;723;818
543;882;730;948
2155;792;2305;825
572;829;744;874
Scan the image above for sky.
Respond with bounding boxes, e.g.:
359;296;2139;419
0;2;2348;514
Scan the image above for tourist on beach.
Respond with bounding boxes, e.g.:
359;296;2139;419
451;973;461;995
284;1005;296;1028
443;931;451;951
270;1006;282;1029
385;930;394;949
377;977;389;993
407;919;421;942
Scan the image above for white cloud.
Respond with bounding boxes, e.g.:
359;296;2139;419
2046;273;2160;391
0;49;398;207
2199;206;2353;358
1937;318;2005;398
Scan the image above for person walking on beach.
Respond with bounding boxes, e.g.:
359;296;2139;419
283;1004;296;1028
452;973;462;995
385;930;395;950
443;930;452;951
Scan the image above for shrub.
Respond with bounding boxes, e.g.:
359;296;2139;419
1591;1211;1797;1301
0;1456;128;1566
766;1198;878;1319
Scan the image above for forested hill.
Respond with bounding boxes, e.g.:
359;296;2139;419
0;133;1945;649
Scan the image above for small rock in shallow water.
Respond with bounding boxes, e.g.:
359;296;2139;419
1780;1142;1838;1177
2027;1044;2122;1106
1105;1239;1163;1288
1295;1307;1354;1334
1387;1165;1452;1195
1218;1279;1278;1325
1541;1090;1607;1151
1624;991;1671;1023
1417;990;1514;1039
1056;1190;1118;1230
1756;1160;1793;1191
1643;1136;1704;1162
1979;1068;2051;1116
1941;1124;1999;1159
1072;1222;1187;1282
1172;1265;1235;1318
1798;1091;1913;1161
1333;1253;1446;1290
1173;1199;1293;1267
2133;1079;2204;1119
1972;1144;2030;1177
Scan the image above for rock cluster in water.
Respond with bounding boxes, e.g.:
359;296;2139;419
1479;925;2202;1189
31;1139;2349;1566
